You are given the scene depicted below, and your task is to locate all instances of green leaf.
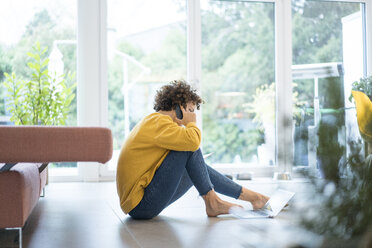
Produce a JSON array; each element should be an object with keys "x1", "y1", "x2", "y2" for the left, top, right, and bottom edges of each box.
[
  {"x1": 3, "y1": 82, "x2": 11, "y2": 89},
  {"x1": 4, "y1": 42, "x2": 77, "y2": 126},
  {"x1": 27, "y1": 62, "x2": 36, "y2": 70},
  {"x1": 41, "y1": 46, "x2": 48, "y2": 55},
  {"x1": 41, "y1": 58, "x2": 49, "y2": 68},
  {"x1": 27, "y1": 52, "x2": 37, "y2": 60},
  {"x1": 65, "y1": 94, "x2": 75, "y2": 106},
  {"x1": 41, "y1": 69, "x2": 49, "y2": 76},
  {"x1": 35, "y1": 41, "x2": 41, "y2": 51}
]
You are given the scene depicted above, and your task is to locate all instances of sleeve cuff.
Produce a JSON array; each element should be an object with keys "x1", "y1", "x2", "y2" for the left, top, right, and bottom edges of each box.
[{"x1": 186, "y1": 122, "x2": 198, "y2": 128}]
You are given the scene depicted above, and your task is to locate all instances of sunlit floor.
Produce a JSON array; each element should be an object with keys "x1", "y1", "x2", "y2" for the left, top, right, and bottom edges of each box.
[{"x1": 0, "y1": 179, "x2": 322, "y2": 248}]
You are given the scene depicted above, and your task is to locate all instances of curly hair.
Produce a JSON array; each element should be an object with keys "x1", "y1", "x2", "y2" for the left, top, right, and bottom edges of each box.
[{"x1": 153, "y1": 80, "x2": 203, "y2": 111}]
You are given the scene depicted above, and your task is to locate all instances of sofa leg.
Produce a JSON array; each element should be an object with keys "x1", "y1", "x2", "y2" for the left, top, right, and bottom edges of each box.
[
  {"x1": 40, "y1": 187, "x2": 46, "y2": 198},
  {"x1": 5, "y1": 227, "x2": 22, "y2": 248}
]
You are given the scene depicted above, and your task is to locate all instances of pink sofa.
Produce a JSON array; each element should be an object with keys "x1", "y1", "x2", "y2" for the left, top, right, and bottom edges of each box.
[{"x1": 0, "y1": 126, "x2": 113, "y2": 248}]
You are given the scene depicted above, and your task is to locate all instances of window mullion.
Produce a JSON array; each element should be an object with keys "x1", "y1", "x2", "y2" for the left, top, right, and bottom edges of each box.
[
  {"x1": 275, "y1": 0, "x2": 293, "y2": 177},
  {"x1": 187, "y1": 0, "x2": 203, "y2": 130},
  {"x1": 366, "y1": 1, "x2": 372, "y2": 76}
]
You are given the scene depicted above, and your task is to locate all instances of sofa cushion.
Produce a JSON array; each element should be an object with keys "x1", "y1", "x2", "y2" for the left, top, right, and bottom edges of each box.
[
  {"x1": 0, "y1": 126, "x2": 113, "y2": 164},
  {"x1": 0, "y1": 163, "x2": 41, "y2": 228}
]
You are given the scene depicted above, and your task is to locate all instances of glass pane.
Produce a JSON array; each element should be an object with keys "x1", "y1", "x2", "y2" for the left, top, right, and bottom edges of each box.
[
  {"x1": 107, "y1": 0, "x2": 187, "y2": 170},
  {"x1": 291, "y1": 1, "x2": 364, "y2": 173},
  {"x1": 0, "y1": 0, "x2": 77, "y2": 173},
  {"x1": 201, "y1": 1, "x2": 275, "y2": 166}
]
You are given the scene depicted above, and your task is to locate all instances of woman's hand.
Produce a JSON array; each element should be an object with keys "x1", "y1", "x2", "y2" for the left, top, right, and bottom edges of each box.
[{"x1": 175, "y1": 105, "x2": 196, "y2": 126}]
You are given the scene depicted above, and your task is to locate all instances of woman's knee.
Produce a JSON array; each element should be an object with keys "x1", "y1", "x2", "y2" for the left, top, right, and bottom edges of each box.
[
  {"x1": 128, "y1": 205, "x2": 163, "y2": 220},
  {"x1": 129, "y1": 213, "x2": 156, "y2": 220},
  {"x1": 129, "y1": 210, "x2": 160, "y2": 220}
]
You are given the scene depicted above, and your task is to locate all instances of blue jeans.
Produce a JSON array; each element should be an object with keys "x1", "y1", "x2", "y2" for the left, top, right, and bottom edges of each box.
[{"x1": 129, "y1": 149, "x2": 242, "y2": 219}]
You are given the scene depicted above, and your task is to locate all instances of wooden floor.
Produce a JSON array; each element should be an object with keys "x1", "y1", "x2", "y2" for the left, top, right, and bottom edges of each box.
[{"x1": 0, "y1": 179, "x2": 323, "y2": 248}]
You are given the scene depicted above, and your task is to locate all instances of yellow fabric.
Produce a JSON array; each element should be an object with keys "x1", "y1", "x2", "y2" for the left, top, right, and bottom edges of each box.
[
  {"x1": 352, "y1": 90, "x2": 372, "y2": 143},
  {"x1": 116, "y1": 112, "x2": 201, "y2": 214}
]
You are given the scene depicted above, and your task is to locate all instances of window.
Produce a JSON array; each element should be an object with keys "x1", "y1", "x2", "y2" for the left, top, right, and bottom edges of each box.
[
  {"x1": 291, "y1": 1, "x2": 365, "y2": 173},
  {"x1": 0, "y1": 0, "x2": 78, "y2": 178},
  {"x1": 105, "y1": 0, "x2": 187, "y2": 172},
  {"x1": 2, "y1": 0, "x2": 370, "y2": 181},
  {"x1": 200, "y1": 0, "x2": 276, "y2": 168}
]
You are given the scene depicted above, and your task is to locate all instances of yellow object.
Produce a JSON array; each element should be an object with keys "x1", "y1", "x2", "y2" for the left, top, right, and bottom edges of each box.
[
  {"x1": 116, "y1": 112, "x2": 201, "y2": 214},
  {"x1": 352, "y1": 90, "x2": 372, "y2": 143}
]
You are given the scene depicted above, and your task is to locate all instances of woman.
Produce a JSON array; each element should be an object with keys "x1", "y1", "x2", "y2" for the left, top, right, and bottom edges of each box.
[{"x1": 117, "y1": 80, "x2": 269, "y2": 219}]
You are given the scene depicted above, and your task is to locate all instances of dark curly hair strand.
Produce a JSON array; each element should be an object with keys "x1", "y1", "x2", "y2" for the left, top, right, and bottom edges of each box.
[{"x1": 153, "y1": 80, "x2": 203, "y2": 111}]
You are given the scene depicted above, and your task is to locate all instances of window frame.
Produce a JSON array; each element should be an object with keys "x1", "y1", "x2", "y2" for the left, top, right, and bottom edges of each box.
[{"x1": 74, "y1": 0, "x2": 372, "y2": 181}]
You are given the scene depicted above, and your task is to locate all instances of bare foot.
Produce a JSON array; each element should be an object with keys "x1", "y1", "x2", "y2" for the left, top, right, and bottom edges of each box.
[
  {"x1": 203, "y1": 190, "x2": 242, "y2": 217},
  {"x1": 250, "y1": 193, "x2": 269, "y2": 210},
  {"x1": 239, "y1": 188, "x2": 269, "y2": 210}
]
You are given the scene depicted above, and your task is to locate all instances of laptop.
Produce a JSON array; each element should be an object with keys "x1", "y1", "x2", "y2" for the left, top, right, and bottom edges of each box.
[{"x1": 229, "y1": 189, "x2": 295, "y2": 218}]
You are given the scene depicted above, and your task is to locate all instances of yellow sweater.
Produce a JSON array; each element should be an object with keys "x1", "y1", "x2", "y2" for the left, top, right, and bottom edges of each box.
[{"x1": 116, "y1": 112, "x2": 201, "y2": 214}]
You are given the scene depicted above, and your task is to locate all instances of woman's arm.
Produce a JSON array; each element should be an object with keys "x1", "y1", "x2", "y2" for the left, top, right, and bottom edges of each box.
[{"x1": 152, "y1": 117, "x2": 201, "y2": 152}]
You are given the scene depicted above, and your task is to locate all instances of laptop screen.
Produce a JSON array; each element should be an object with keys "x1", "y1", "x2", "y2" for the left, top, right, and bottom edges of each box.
[{"x1": 265, "y1": 189, "x2": 295, "y2": 216}]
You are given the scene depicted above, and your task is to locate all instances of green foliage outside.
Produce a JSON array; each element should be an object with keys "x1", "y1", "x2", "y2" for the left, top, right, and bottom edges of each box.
[
  {"x1": 108, "y1": 24, "x2": 187, "y2": 149},
  {"x1": 203, "y1": 121, "x2": 264, "y2": 163},
  {"x1": 292, "y1": 2, "x2": 359, "y2": 110},
  {"x1": 0, "y1": 9, "x2": 77, "y2": 125},
  {"x1": 0, "y1": 46, "x2": 12, "y2": 115},
  {"x1": 199, "y1": 2, "x2": 275, "y2": 163},
  {"x1": 3, "y1": 42, "x2": 76, "y2": 125},
  {"x1": 350, "y1": 76, "x2": 372, "y2": 102},
  {"x1": 245, "y1": 84, "x2": 276, "y2": 127}
]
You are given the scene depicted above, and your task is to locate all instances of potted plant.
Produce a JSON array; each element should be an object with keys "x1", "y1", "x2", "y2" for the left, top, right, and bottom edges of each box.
[
  {"x1": 299, "y1": 146, "x2": 372, "y2": 247},
  {"x1": 3, "y1": 42, "x2": 76, "y2": 125},
  {"x1": 293, "y1": 78, "x2": 372, "y2": 247}
]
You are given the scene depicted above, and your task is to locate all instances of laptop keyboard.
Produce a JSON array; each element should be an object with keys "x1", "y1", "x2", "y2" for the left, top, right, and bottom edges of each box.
[{"x1": 250, "y1": 210, "x2": 269, "y2": 217}]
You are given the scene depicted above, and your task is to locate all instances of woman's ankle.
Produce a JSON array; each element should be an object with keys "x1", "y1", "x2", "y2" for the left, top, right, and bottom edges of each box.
[
  {"x1": 202, "y1": 189, "x2": 219, "y2": 202},
  {"x1": 203, "y1": 189, "x2": 242, "y2": 217},
  {"x1": 238, "y1": 187, "x2": 256, "y2": 202}
]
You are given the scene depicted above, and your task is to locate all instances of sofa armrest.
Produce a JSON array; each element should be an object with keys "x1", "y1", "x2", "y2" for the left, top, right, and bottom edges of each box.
[{"x1": 0, "y1": 126, "x2": 113, "y2": 164}]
